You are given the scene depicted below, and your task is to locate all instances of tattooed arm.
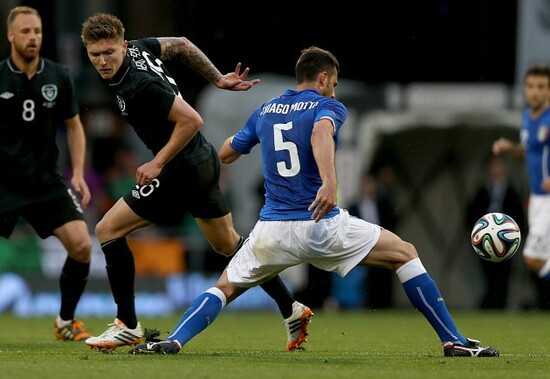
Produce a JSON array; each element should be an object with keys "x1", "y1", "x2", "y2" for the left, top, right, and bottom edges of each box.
[{"x1": 157, "y1": 37, "x2": 260, "y2": 91}]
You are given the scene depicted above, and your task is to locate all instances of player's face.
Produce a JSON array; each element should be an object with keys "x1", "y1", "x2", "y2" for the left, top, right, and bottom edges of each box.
[
  {"x1": 7, "y1": 13, "x2": 42, "y2": 62},
  {"x1": 85, "y1": 38, "x2": 128, "y2": 80},
  {"x1": 524, "y1": 74, "x2": 550, "y2": 111}
]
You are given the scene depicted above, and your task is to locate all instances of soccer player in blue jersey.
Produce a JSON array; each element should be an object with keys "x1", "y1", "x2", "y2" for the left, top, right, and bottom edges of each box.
[
  {"x1": 130, "y1": 46, "x2": 498, "y2": 357},
  {"x1": 493, "y1": 64, "x2": 550, "y2": 298}
]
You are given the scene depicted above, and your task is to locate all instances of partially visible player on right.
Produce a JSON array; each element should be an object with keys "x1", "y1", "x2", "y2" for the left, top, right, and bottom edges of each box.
[{"x1": 493, "y1": 64, "x2": 550, "y2": 290}]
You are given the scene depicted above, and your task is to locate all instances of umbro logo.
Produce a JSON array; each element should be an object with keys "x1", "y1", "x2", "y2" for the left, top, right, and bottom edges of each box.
[
  {"x1": 0, "y1": 92, "x2": 14, "y2": 99},
  {"x1": 132, "y1": 189, "x2": 140, "y2": 199}
]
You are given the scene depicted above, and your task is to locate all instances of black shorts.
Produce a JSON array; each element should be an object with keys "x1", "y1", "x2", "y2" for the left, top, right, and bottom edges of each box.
[
  {"x1": 123, "y1": 144, "x2": 230, "y2": 226},
  {"x1": 0, "y1": 181, "x2": 85, "y2": 239}
]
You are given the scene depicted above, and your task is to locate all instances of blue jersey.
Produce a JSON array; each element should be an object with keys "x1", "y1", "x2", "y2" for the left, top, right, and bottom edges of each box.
[
  {"x1": 231, "y1": 88, "x2": 347, "y2": 221},
  {"x1": 521, "y1": 106, "x2": 550, "y2": 195}
]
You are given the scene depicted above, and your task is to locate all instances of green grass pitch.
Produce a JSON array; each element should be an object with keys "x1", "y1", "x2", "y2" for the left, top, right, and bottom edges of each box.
[{"x1": 0, "y1": 310, "x2": 548, "y2": 379}]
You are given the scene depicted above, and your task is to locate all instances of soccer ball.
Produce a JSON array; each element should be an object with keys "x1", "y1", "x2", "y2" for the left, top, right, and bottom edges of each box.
[{"x1": 470, "y1": 212, "x2": 521, "y2": 262}]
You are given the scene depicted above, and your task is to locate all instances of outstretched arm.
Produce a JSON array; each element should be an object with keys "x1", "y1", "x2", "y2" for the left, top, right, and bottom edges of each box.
[{"x1": 157, "y1": 37, "x2": 260, "y2": 91}]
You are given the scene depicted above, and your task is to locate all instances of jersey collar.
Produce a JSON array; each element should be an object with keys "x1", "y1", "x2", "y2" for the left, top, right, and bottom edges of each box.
[
  {"x1": 7, "y1": 56, "x2": 44, "y2": 75},
  {"x1": 107, "y1": 54, "x2": 131, "y2": 87}
]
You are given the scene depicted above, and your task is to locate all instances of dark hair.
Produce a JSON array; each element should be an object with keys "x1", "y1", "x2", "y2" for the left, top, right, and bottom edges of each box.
[
  {"x1": 7, "y1": 6, "x2": 40, "y2": 30},
  {"x1": 81, "y1": 13, "x2": 125, "y2": 46},
  {"x1": 524, "y1": 64, "x2": 550, "y2": 82},
  {"x1": 295, "y1": 46, "x2": 339, "y2": 84}
]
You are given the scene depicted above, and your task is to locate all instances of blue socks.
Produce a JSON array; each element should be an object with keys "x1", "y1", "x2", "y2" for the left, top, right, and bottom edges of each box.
[
  {"x1": 397, "y1": 258, "x2": 468, "y2": 345},
  {"x1": 167, "y1": 287, "x2": 226, "y2": 346}
]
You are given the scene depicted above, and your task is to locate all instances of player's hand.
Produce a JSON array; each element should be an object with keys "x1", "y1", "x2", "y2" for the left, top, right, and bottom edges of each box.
[
  {"x1": 308, "y1": 183, "x2": 337, "y2": 223},
  {"x1": 542, "y1": 178, "x2": 550, "y2": 192},
  {"x1": 71, "y1": 176, "x2": 91, "y2": 209},
  {"x1": 492, "y1": 137, "x2": 512, "y2": 155},
  {"x1": 136, "y1": 161, "x2": 162, "y2": 186},
  {"x1": 215, "y1": 63, "x2": 261, "y2": 91}
]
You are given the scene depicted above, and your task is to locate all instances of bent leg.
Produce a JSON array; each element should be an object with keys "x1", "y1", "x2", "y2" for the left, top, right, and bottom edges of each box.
[{"x1": 363, "y1": 229, "x2": 467, "y2": 345}]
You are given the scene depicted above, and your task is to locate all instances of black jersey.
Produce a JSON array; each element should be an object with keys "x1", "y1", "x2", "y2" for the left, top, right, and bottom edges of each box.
[
  {"x1": 0, "y1": 57, "x2": 79, "y2": 185},
  {"x1": 104, "y1": 38, "x2": 211, "y2": 167}
]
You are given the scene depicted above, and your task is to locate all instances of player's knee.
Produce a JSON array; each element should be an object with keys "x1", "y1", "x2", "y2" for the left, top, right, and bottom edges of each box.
[
  {"x1": 400, "y1": 241, "x2": 419, "y2": 262},
  {"x1": 68, "y1": 237, "x2": 92, "y2": 263},
  {"x1": 210, "y1": 235, "x2": 242, "y2": 257},
  {"x1": 211, "y1": 243, "x2": 234, "y2": 257},
  {"x1": 95, "y1": 218, "x2": 111, "y2": 242},
  {"x1": 215, "y1": 282, "x2": 241, "y2": 304},
  {"x1": 385, "y1": 242, "x2": 419, "y2": 272}
]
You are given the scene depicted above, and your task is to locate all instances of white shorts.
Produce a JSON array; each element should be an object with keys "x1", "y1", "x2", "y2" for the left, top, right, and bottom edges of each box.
[
  {"x1": 226, "y1": 209, "x2": 382, "y2": 288},
  {"x1": 523, "y1": 194, "x2": 550, "y2": 260}
]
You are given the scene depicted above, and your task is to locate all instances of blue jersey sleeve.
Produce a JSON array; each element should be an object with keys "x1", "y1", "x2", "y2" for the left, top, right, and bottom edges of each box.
[
  {"x1": 315, "y1": 99, "x2": 347, "y2": 145},
  {"x1": 230, "y1": 108, "x2": 261, "y2": 154}
]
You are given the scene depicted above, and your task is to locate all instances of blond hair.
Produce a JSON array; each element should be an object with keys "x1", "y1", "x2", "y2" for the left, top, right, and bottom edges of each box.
[{"x1": 7, "y1": 6, "x2": 40, "y2": 31}]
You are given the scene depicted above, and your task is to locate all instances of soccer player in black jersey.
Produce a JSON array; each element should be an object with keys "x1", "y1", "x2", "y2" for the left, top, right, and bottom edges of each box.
[
  {"x1": 0, "y1": 6, "x2": 92, "y2": 341},
  {"x1": 81, "y1": 13, "x2": 312, "y2": 352}
]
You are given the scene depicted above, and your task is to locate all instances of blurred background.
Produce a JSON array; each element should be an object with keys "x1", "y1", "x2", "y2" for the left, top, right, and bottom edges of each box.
[{"x1": 1, "y1": 0, "x2": 549, "y2": 317}]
